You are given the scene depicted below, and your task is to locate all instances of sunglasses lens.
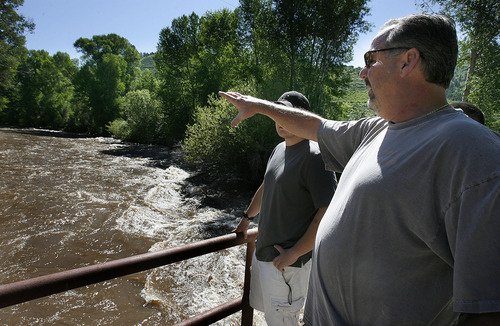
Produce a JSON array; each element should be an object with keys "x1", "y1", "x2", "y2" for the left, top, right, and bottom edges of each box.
[{"x1": 364, "y1": 52, "x2": 372, "y2": 67}]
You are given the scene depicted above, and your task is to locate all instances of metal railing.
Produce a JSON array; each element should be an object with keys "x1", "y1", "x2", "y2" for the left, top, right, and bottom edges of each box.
[{"x1": 0, "y1": 229, "x2": 258, "y2": 325}]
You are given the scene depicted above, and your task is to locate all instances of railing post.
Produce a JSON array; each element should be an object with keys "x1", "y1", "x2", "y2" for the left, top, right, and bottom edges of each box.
[{"x1": 241, "y1": 238, "x2": 255, "y2": 326}]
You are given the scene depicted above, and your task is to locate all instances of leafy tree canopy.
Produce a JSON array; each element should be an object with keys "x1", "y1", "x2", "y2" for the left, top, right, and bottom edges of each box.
[
  {"x1": 0, "y1": 0, "x2": 35, "y2": 109},
  {"x1": 74, "y1": 33, "x2": 141, "y2": 68},
  {"x1": 419, "y1": 0, "x2": 499, "y2": 129}
]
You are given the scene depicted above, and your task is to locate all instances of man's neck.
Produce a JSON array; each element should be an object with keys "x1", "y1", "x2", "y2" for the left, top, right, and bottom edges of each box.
[{"x1": 384, "y1": 85, "x2": 448, "y2": 123}]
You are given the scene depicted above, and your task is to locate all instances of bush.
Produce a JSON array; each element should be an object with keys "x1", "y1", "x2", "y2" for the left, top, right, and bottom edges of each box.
[
  {"x1": 107, "y1": 118, "x2": 131, "y2": 140},
  {"x1": 183, "y1": 91, "x2": 279, "y2": 183},
  {"x1": 108, "y1": 89, "x2": 164, "y2": 143}
]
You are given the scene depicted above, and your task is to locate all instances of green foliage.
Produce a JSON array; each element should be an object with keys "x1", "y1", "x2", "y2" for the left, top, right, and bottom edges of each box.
[
  {"x1": 132, "y1": 68, "x2": 160, "y2": 94},
  {"x1": 183, "y1": 87, "x2": 279, "y2": 183},
  {"x1": 107, "y1": 118, "x2": 130, "y2": 140},
  {"x1": 419, "y1": 0, "x2": 500, "y2": 131},
  {"x1": 110, "y1": 89, "x2": 163, "y2": 143},
  {"x1": 74, "y1": 33, "x2": 141, "y2": 72},
  {"x1": 72, "y1": 34, "x2": 141, "y2": 134},
  {"x1": 156, "y1": 10, "x2": 249, "y2": 141},
  {"x1": 155, "y1": 13, "x2": 202, "y2": 139},
  {"x1": 73, "y1": 53, "x2": 127, "y2": 134},
  {"x1": 238, "y1": 0, "x2": 371, "y2": 110},
  {"x1": 0, "y1": 0, "x2": 34, "y2": 112},
  {"x1": 461, "y1": 35, "x2": 500, "y2": 130},
  {"x1": 446, "y1": 65, "x2": 468, "y2": 102},
  {"x1": 15, "y1": 50, "x2": 77, "y2": 129},
  {"x1": 65, "y1": 99, "x2": 91, "y2": 133}
]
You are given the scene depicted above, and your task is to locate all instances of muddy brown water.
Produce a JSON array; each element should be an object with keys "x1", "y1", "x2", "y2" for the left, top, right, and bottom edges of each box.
[{"x1": 0, "y1": 127, "x2": 264, "y2": 325}]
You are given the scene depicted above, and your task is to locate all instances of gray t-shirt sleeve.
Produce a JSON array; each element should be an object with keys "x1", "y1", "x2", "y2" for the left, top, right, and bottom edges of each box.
[
  {"x1": 447, "y1": 173, "x2": 500, "y2": 313},
  {"x1": 317, "y1": 118, "x2": 388, "y2": 172}
]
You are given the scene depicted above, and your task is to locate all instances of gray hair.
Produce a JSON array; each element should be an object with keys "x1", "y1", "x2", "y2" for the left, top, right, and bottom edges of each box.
[{"x1": 379, "y1": 14, "x2": 458, "y2": 88}]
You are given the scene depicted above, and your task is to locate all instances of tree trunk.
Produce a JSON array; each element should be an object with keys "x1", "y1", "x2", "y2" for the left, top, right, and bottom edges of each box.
[
  {"x1": 290, "y1": 50, "x2": 296, "y2": 90},
  {"x1": 462, "y1": 45, "x2": 477, "y2": 101}
]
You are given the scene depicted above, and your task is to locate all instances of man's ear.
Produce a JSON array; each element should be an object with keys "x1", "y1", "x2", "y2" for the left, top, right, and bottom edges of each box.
[{"x1": 400, "y1": 48, "x2": 421, "y2": 77}]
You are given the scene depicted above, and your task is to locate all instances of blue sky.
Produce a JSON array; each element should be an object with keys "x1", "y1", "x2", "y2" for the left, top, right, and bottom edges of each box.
[{"x1": 18, "y1": 0, "x2": 430, "y2": 68}]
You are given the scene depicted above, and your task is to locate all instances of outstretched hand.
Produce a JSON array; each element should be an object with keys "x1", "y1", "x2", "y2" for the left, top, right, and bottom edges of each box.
[{"x1": 218, "y1": 91, "x2": 261, "y2": 127}]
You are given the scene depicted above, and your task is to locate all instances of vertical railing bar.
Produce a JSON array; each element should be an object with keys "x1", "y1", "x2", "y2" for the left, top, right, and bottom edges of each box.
[
  {"x1": 241, "y1": 239, "x2": 255, "y2": 326},
  {"x1": 176, "y1": 238, "x2": 256, "y2": 326}
]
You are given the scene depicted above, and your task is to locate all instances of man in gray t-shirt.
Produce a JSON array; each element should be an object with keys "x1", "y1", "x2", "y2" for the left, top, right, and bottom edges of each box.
[
  {"x1": 222, "y1": 14, "x2": 500, "y2": 326},
  {"x1": 233, "y1": 91, "x2": 336, "y2": 325}
]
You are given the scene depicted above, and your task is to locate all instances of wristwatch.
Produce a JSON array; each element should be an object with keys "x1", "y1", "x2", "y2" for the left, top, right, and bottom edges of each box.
[{"x1": 242, "y1": 212, "x2": 255, "y2": 221}]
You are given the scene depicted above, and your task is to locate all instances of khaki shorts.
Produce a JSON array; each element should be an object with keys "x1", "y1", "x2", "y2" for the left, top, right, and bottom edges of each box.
[{"x1": 249, "y1": 252, "x2": 312, "y2": 325}]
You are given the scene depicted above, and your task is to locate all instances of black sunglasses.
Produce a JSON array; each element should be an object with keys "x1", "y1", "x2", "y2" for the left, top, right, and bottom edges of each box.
[{"x1": 364, "y1": 47, "x2": 411, "y2": 67}]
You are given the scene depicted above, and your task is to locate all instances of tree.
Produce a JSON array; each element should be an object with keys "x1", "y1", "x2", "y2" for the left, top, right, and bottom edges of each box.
[
  {"x1": 16, "y1": 50, "x2": 77, "y2": 128},
  {"x1": 0, "y1": 0, "x2": 34, "y2": 114},
  {"x1": 419, "y1": 0, "x2": 500, "y2": 130},
  {"x1": 272, "y1": 0, "x2": 310, "y2": 89},
  {"x1": 237, "y1": 0, "x2": 275, "y2": 85},
  {"x1": 196, "y1": 9, "x2": 246, "y2": 99},
  {"x1": 108, "y1": 89, "x2": 163, "y2": 143},
  {"x1": 73, "y1": 34, "x2": 140, "y2": 133},
  {"x1": 239, "y1": 0, "x2": 371, "y2": 115},
  {"x1": 237, "y1": 0, "x2": 290, "y2": 99},
  {"x1": 300, "y1": 0, "x2": 370, "y2": 115},
  {"x1": 74, "y1": 33, "x2": 140, "y2": 93},
  {"x1": 73, "y1": 53, "x2": 127, "y2": 133},
  {"x1": 132, "y1": 68, "x2": 160, "y2": 95},
  {"x1": 156, "y1": 10, "x2": 248, "y2": 141},
  {"x1": 74, "y1": 33, "x2": 140, "y2": 76},
  {"x1": 109, "y1": 64, "x2": 162, "y2": 143}
]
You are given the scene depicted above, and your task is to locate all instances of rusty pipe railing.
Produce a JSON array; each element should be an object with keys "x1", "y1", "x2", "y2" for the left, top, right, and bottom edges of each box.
[{"x1": 0, "y1": 229, "x2": 258, "y2": 325}]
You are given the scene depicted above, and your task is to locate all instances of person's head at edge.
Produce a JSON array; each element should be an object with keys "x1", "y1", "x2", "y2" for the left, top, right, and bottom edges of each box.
[
  {"x1": 451, "y1": 101, "x2": 485, "y2": 125},
  {"x1": 275, "y1": 91, "x2": 310, "y2": 145},
  {"x1": 360, "y1": 14, "x2": 458, "y2": 123}
]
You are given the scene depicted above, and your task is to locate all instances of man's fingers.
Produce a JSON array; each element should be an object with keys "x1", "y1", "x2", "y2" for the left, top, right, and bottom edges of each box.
[
  {"x1": 220, "y1": 91, "x2": 240, "y2": 127},
  {"x1": 274, "y1": 244, "x2": 284, "y2": 254},
  {"x1": 231, "y1": 114, "x2": 242, "y2": 127},
  {"x1": 232, "y1": 220, "x2": 249, "y2": 239},
  {"x1": 218, "y1": 91, "x2": 241, "y2": 102},
  {"x1": 220, "y1": 90, "x2": 260, "y2": 128},
  {"x1": 273, "y1": 257, "x2": 284, "y2": 272}
]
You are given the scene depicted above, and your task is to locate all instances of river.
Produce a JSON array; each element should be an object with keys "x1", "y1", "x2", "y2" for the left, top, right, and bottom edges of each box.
[{"x1": 0, "y1": 127, "x2": 264, "y2": 325}]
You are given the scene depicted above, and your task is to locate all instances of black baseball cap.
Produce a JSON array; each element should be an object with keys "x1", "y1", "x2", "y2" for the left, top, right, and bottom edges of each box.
[{"x1": 276, "y1": 91, "x2": 310, "y2": 111}]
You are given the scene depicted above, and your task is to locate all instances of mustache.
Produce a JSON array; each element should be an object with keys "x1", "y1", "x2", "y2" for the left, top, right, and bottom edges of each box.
[{"x1": 365, "y1": 80, "x2": 371, "y2": 88}]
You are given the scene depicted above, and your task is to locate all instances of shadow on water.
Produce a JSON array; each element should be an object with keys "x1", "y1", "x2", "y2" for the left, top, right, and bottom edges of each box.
[
  {"x1": 188, "y1": 173, "x2": 256, "y2": 238},
  {"x1": 101, "y1": 143, "x2": 177, "y2": 170},
  {"x1": 1, "y1": 126, "x2": 93, "y2": 139}
]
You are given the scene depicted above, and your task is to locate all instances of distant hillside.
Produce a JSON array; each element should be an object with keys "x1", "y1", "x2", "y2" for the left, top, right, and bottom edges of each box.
[
  {"x1": 140, "y1": 54, "x2": 155, "y2": 72},
  {"x1": 340, "y1": 66, "x2": 373, "y2": 120}
]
